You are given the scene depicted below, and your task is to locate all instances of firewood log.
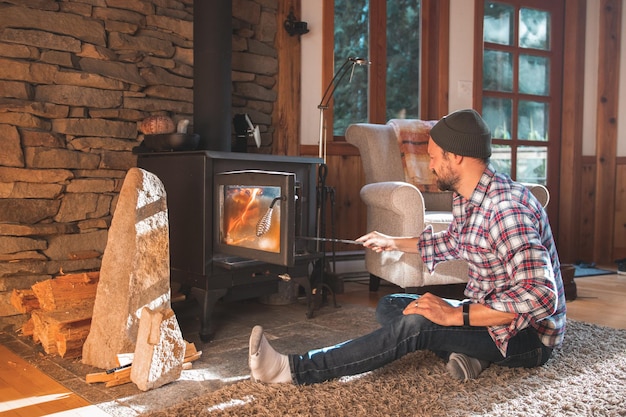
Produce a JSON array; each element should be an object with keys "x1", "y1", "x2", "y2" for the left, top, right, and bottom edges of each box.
[
  {"x1": 20, "y1": 318, "x2": 34, "y2": 337},
  {"x1": 84, "y1": 340, "x2": 202, "y2": 388},
  {"x1": 31, "y1": 272, "x2": 99, "y2": 311},
  {"x1": 56, "y1": 324, "x2": 92, "y2": 358},
  {"x1": 31, "y1": 308, "x2": 93, "y2": 355},
  {"x1": 85, "y1": 367, "x2": 132, "y2": 387},
  {"x1": 10, "y1": 289, "x2": 41, "y2": 313}
]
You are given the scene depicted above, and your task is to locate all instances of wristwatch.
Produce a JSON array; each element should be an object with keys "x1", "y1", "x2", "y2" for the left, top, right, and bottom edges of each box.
[{"x1": 463, "y1": 302, "x2": 471, "y2": 326}]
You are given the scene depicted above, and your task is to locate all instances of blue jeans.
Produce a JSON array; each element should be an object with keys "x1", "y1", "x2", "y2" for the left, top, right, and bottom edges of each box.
[{"x1": 289, "y1": 293, "x2": 553, "y2": 385}]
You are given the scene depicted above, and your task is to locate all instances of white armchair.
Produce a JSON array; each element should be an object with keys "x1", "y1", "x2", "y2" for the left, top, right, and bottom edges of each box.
[{"x1": 345, "y1": 121, "x2": 549, "y2": 293}]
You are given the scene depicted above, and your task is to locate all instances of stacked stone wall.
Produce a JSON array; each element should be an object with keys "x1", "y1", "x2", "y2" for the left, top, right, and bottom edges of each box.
[
  {"x1": 232, "y1": 0, "x2": 278, "y2": 142},
  {"x1": 0, "y1": 0, "x2": 279, "y2": 330}
]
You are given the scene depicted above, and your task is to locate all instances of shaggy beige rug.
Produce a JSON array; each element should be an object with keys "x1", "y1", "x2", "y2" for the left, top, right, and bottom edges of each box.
[{"x1": 143, "y1": 320, "x2": 626, "y2": 417}]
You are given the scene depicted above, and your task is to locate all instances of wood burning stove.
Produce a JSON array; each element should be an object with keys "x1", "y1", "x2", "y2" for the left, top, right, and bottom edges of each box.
[{"x1": 136, "y1": 150, "x2": 321, "y2": 341}]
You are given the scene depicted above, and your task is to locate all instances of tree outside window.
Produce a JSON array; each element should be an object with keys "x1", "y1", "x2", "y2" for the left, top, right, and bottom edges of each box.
[{"x1": 331, "y1": 0, "x2": 422, "y2": 137}]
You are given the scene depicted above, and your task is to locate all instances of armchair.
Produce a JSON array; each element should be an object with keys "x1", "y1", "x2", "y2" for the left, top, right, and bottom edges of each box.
[{"x1": 345, "y1": 120, "x2": 550, "y2": 293}]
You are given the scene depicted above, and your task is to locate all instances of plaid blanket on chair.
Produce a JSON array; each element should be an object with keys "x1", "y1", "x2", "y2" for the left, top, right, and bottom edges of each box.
[{"x1": 388, "y1": 119, "x2": 439, "y2": 192}]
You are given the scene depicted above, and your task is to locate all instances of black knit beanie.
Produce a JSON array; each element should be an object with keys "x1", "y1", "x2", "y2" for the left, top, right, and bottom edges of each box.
[{"x1": 429, "y1": 109, "x2": 492, "y2": 158}]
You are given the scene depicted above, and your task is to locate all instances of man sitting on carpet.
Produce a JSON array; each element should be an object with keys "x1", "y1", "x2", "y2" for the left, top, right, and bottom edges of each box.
[{"x1": 248, "y1": 109, "x2": 566, "y2": 384}]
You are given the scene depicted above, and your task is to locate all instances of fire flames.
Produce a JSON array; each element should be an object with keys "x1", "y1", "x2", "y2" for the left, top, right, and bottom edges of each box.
[{"x1": 222, "y1": 186, "x2": 280, "y2": 253}]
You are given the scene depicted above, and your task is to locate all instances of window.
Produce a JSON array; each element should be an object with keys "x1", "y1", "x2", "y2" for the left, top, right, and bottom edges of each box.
[
  {"x1": 333, "y1": 0, "x2": 421, "y2": 136},
  {"x1": 330, "y1": 0, "x2": 370, "y2": 136},
  {"x1": 323, "y1": 0, "x2": 448, "y2": 141},
  {"x1": 477, "y1": 1, "x2": 564, "y2": 188}
]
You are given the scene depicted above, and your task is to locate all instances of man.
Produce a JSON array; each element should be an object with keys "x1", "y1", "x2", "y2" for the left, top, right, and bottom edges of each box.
[{"x1": 248, "y1": 109, "x2": 566, "y2": 385}]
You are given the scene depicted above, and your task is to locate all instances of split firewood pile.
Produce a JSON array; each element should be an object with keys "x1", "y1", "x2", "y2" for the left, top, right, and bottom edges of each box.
[
  {"x1": 12, "y1": 270, "x2": 203, "y2": 391},
  {"x1": 85, "y1": 341, "x2": 202, "y2": 388},
  {"x1": 11, "y1": 271, "x2": 100, "y2": 359}
]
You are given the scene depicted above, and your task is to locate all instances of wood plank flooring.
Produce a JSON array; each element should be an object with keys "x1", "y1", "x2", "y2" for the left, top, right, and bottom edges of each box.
[
  {"x1": 1, "y1": 271, "x2": 624, "y2": 416},
  {"x1": 0, "y1": 344, "x2": 110, "y2": 417},
  {"x1": 563, "y1": 273, "x2": 626, "y2": 329}
]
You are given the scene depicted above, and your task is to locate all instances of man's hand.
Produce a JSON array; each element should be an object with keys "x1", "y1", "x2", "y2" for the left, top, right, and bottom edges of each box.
[
  {"x1": 356, "y1": 231, "x2": 396, "y2": 252},
  {"x1": 356, "y1": 231, "x2": 420, "y2": 254},
  {"x1": 402, "y1": 293, "x2": 462, "y2": 326},
  {"x1": 404, "y1": 293, "x2": 517, "y2": 327}
]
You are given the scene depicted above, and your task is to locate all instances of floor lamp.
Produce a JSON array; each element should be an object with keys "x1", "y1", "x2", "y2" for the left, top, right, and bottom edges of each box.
[
  {"x1": 317, "y1": 56, "x2": 370, "y2": 162},
  {"x1": 311, "y1": 57, "x2": 370, "y2": 314}
]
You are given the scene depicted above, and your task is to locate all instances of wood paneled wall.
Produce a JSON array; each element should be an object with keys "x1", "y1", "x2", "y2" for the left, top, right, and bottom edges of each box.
[
  {"x1": 559, "y1": 0, "x2": 586, "y2": 265},
  {"x1": 321, "y1": 153, "x2": 367, "y2": 245},
  {"x1": 561, "y1": 0, "x2": 624, "y2": 265},
  {"x1": 300, "y1": 144, "x2": 367, "y2": 251},
  {"x1": 593, "y1": 0, "x2": 622, "y2": 264},
  {"x1": 274, "y1": 0, "x2": 302, "y2": 156},
  {"x1": 580, "y1": 157, "x2": 626, "y2": 262},
  {"x1": 615, "y1": 163, "x2": 626, "y2": 259}
]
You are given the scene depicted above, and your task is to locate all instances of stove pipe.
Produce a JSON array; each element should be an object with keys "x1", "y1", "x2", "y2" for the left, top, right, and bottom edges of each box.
[{"x1": 193, "y1": 0, "x2": 232, "y2": 151}]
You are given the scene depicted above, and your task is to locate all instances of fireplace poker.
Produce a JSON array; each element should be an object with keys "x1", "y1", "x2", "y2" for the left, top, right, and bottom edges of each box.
[{"x1": 297, "y1": 236, "x2": 364, "y2": 246}]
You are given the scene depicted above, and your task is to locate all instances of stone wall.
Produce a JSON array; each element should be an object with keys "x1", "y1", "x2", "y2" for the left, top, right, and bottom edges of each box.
[
  {"x1": 0, "y1": 0, "x2": 279, "y2": 330},
  {"x1": 233, "y1": 0, "x2": 278, "y2": 141}
]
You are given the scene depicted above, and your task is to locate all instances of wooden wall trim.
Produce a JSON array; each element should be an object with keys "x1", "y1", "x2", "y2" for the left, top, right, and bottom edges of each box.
[
  {"x1": 300, "y1": 142, "x2": 360, "y2": 157},
  {"x1": 558, "y1": 0, "x2": 586, "y2": 263},
  {"x1": 421, "y1": 0, "x2": 450, "y2": 119},
  {"x1": 472, "y1": 1, "x2": 484, "y2": 110},
  {"x1": 437, "y1": 0, "x2": 450, "y2": 118},
  {"x1": 274, "y1": 0, "x2": 302, "y2": 156},
  {"x1": 369, "y1": 0, "x2": 387, "y2": 124},
  {"x1": 593, "y1": 0, "x2": 622, "y2": 264},
  {"x1": 321, "y1": 0, "x2": 335, "y2": 141}
]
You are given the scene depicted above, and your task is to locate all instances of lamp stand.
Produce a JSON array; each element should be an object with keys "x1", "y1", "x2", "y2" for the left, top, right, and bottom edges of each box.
[{"x1": 308, "y1": 57, "x2": 370, "y2": 315}]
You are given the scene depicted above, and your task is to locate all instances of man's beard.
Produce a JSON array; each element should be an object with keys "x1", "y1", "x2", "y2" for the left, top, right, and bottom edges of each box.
[{"x1": 433, "y1": 169, "x2": 460, "y2": 192}]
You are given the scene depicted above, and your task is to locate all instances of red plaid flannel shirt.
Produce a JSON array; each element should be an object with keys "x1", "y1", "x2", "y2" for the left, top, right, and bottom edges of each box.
[{"x1": 419, "y1": 165, "x2": 566, "y2": 356}]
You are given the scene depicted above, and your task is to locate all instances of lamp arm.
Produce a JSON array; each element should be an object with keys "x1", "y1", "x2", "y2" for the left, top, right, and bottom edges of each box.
[
  {"x1": 318, "y1": 58, "x2": 355, "y2": 109},
  {"x1": 317, "y1": 56, "x2": 370, "y2": 161},
  {"x1": 317, "y1": 58, "x2": 354, "y2": 161}
]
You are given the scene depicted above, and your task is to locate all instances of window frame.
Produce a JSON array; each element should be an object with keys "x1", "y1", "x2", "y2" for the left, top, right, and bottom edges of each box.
[
  {"x1": 474, "y1": 0, "x2": 564, "y2": 222},
  {"x1": 322, "y1": 0, "x2": 449, "y2": 152}
]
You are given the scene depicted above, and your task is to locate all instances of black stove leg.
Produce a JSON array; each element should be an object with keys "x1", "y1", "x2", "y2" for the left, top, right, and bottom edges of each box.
[
  {"x1": 293, "y1": 275, "x2": 314, "y2": 318},
  {"x1": 189, "y1": 287, "x2": 227, "y2": 342}
]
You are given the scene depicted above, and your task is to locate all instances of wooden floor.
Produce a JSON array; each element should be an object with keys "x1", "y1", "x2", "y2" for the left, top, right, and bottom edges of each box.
[
  {"x1": 560, "y1": 272, "x2": 626, "y2": 329},
  {"x1": 1, "y1": 272, "x2": 624, "y2": 416},
  {"x1": 0, "y1": 344, "x2": 110, "y2": 417}
]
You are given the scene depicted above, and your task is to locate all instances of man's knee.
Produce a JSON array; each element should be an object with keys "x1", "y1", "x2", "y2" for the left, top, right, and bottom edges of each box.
[{"x1": 375, "y1": 294, "x2": 416, "y2": 324}]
